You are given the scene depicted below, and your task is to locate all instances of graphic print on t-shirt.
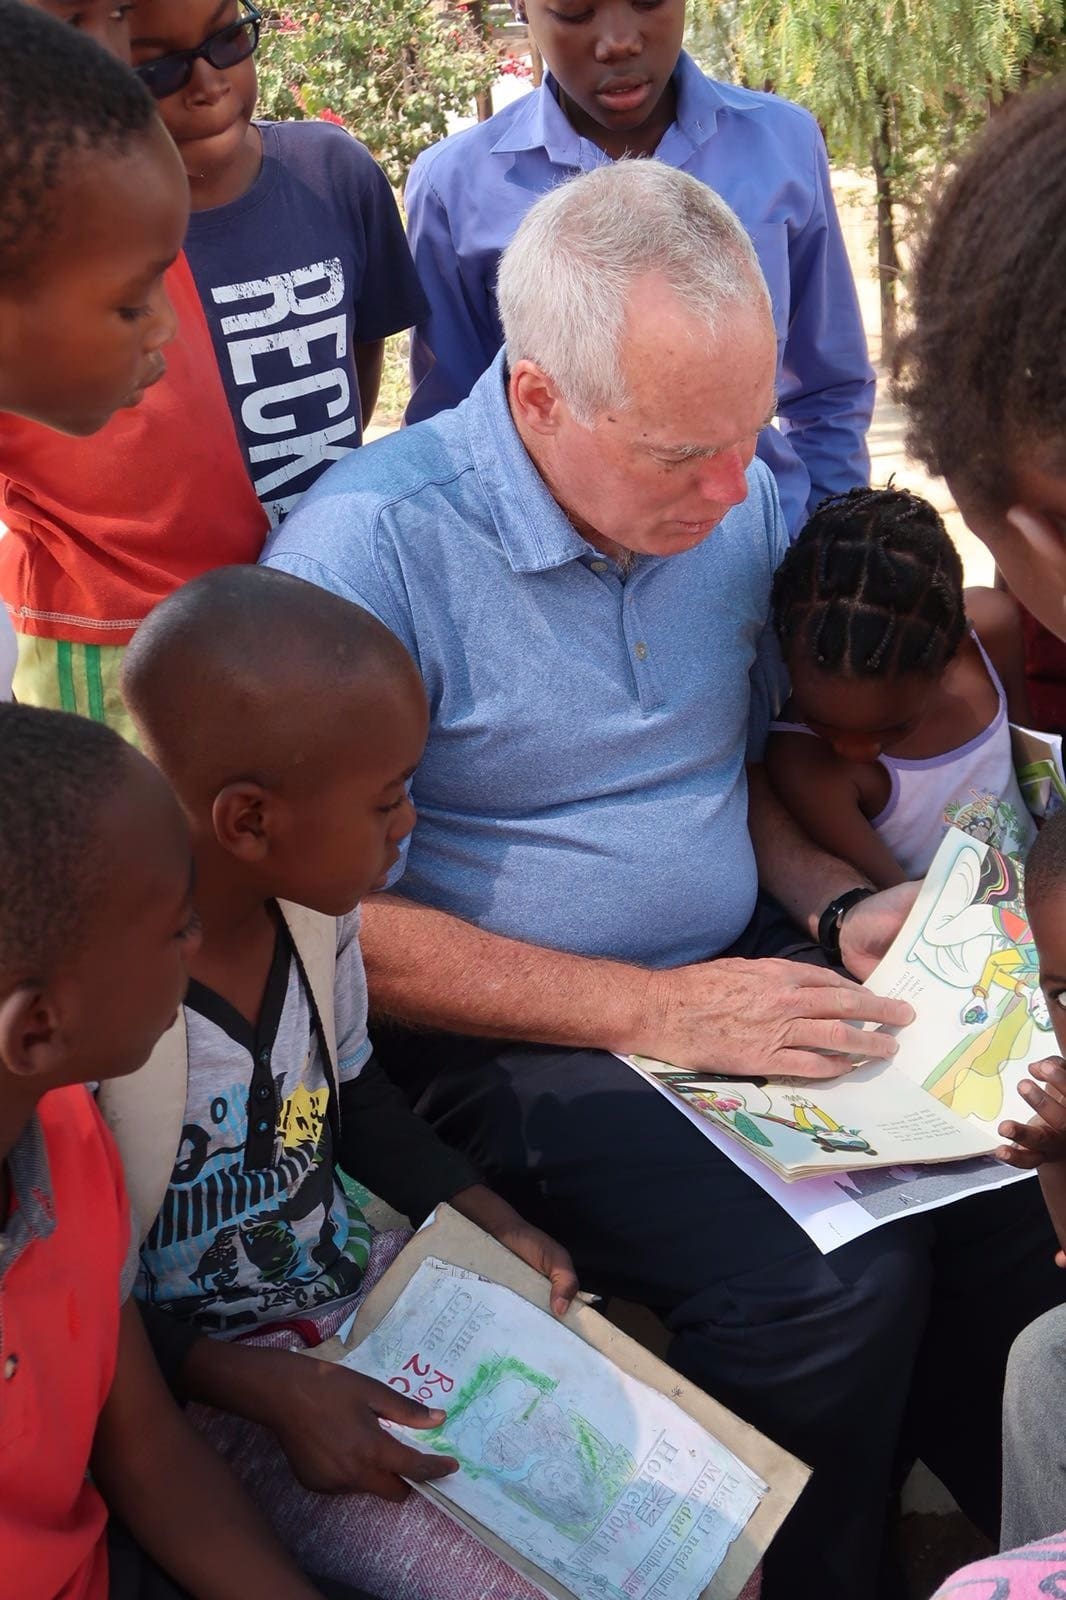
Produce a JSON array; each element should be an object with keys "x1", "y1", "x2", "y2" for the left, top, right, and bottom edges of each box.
[
  {"x1": 182, "y1": 120, "x2": 428, "y2": 528},
  {"x1": 209, "y1": 258, "x2": 362, "y2": 526}
]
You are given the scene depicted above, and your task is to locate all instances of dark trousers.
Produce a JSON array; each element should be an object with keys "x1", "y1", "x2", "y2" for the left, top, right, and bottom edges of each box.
[
  {"x1": 107, "y1": 1521, "x2": 380, "y2": 1600},
  {"x1": 373, "y1": 899, "x2": 1066, "y2": 1600}
]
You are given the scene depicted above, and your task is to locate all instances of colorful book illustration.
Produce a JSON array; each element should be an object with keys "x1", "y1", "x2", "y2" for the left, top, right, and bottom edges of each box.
[
  {"x1": 1011, "y1": 722, "x2": 1066, "y2": 821},
  {"x1": 307, "y1": 1205, "x2": 808, "y2": 1600},
  {"x1": 630, "y1": 825, "x2": 1054, "y2": 1182}
]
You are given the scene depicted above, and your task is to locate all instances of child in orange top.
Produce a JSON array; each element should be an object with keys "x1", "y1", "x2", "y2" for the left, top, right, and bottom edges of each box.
[
  {"x1": 0, "y1": 702, "x2": 368, "y2": 1600},
  {"x1": 0, "y1": 2, "x2": 268, "y2": 738}
]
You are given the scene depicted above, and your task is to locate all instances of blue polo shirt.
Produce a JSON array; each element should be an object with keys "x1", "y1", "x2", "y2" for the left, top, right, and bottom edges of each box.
[
  {"x1": 404, "y1": 53, "x2": 874, "y2": 536},
  {"x1": 262, "y1": 353, "x2": 789, "y2": 968}
]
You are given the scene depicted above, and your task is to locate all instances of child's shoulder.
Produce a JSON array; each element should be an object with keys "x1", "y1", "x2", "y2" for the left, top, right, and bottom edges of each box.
[
  {"x1": 408, "y1": 89, "x2": 540, "y2": 191},
  {"x1": 965, "y1": 583, "x2": 1023, "y2": 650},
  {"x1": 260, "y1": 117, "x2": 386, "y2": 187}
]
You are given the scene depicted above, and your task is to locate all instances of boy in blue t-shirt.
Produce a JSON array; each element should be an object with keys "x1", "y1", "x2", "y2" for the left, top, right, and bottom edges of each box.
[{"x1": 129, "y1": 0, "x2": 427, "y2": 527}]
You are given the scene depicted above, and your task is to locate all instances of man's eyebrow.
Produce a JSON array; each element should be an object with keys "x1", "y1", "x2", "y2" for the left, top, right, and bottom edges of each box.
[{"x1": 648, "y1": 400, "x2": 779, "y2": 458}]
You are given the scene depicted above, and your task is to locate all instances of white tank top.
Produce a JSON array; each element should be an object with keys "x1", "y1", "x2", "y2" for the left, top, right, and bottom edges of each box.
[{"x1": 774, "y1": 632, "x2": 1037, "y2": 878}]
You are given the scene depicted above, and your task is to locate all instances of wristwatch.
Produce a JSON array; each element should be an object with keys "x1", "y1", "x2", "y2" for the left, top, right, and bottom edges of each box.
[{"x1": 817, "y1": 886, "x2": 875, "y2": 964}]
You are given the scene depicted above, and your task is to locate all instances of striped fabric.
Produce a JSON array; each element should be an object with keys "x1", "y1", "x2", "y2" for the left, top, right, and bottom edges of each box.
[{"x1": 12, "y1": 635, "x2": 138, "y2": 744}]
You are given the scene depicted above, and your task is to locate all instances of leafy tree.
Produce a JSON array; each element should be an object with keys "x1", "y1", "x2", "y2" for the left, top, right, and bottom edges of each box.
[
  {"x1": 689, "y1": 0, "x2": 1066, "y2": 365},
  {"x1": 255, "y1": 1, "x2": 497, "y2": 187}
]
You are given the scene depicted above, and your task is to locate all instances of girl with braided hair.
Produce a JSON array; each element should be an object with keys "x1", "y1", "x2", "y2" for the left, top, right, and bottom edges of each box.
[{"x1": 767, "y1": 485, "x2": 1035, "y2": 888}]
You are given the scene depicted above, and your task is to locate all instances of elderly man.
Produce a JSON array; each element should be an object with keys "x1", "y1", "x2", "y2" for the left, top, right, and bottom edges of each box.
[{"x1": 263, "y1": 164, "x2": 1062, "y2": 1598}]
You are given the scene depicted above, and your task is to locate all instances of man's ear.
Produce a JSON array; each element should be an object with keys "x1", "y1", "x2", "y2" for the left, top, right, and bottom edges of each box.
[
  {"x1": 0, "y1": 984, "x2": 67, "y2": 1082},
  {"x1": 509, "y1": 360, "x2": 567, "y2": 436},
  {"x1": 212, "y1": 781, "x2": 275, "y2": 864}
]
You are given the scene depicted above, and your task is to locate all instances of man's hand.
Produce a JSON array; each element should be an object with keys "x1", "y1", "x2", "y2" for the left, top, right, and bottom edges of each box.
[
  {"x1": 997, "y1": 1057, "x2": 1066, "y2": 1171},
  {"x1": 839, "y1": 880, "x2": 921, "y2": 980},
  {"x1": 272, "y1": 1356, "x2": 459, "y2": 1499},
  {"x1": 449, "y1": 1184, "x2": 579, "y2": 1317},
  {"x1": 639, "y1": 956, "x2": 914, "y2": 1078}
]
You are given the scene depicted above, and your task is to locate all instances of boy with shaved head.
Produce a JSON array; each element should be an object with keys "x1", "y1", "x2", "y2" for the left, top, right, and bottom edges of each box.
[{"x1": 112, "y1": 566, "x2": 576, "y2": 1600}]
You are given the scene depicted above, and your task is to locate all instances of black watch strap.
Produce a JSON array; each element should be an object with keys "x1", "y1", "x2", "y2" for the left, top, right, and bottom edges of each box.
[{"x1": 817, "y1": 886, "x2": 875, "y2": 962}]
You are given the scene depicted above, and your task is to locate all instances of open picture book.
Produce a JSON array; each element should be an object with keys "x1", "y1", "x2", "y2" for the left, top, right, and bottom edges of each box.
[
  {"x1": 306, "y1": 1206, "x2": 808, "y2": 1600},
  {"x1": 628, "y1": 821, "x2": 1055, "y2": 1182}
]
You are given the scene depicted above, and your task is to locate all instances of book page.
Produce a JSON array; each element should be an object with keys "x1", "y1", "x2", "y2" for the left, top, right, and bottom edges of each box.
[
  {"x1": 343, "y1": 1258, "x2": 766, "y2": 1600},
  {"x1": 864, "y1": 827, "x2": 1054, "y2": 1139},
  {"x1": 629, "y1": 1057, "x2": 996, "y2": 1176},
  {"x1": 1012, "y1": 722, "x2": 1066, "y2": 820}
]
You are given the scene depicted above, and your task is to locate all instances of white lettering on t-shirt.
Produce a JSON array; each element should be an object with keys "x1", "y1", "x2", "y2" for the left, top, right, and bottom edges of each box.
[{"x1": 210, "y1": 259, "x2": 358, "y2": 526}]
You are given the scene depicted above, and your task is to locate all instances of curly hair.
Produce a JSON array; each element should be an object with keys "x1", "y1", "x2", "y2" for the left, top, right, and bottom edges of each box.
[
  {"x1": 0, "y1": 0, "x2": 156, "y2": 283},
  {"x1": 894, "y1": 76, "x2": 1066, "y2": 509},
  {"x1": 1023, "y1": 809, "x2": 1066, "y2": 913},
  {"x1": 771, "y1": 486, "x2": 966, "y2": 679},
  {"x1": 0, "y1": 703, "x2": 131, "y2": 983}
]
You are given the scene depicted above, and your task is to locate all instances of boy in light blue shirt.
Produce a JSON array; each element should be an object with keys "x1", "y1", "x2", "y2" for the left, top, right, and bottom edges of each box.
[{"x1": 405, "y1": 0, "x2": 873, "y2": 536}]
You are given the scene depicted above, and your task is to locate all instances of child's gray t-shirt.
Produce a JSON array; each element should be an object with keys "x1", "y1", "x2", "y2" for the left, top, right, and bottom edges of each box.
[{"x1": 136, "y1": 909, "x2": 372, "y2": 1332}]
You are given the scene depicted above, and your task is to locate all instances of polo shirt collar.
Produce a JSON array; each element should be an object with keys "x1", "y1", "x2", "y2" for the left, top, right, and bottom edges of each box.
[
  {"x1": 488, "y1": 51, "x2": 721, "y2": 163},
  {"x1": 0, "y1": 1109, "x2": 54, "y2": 1284},
  {"x1": 463, "y1": 350, "x2": 594, "y2": 574}
]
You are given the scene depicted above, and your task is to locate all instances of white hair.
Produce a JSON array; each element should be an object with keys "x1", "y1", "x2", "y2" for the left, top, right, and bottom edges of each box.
[{"x1": 497, "y1": 159, "x2": 770, "y2": 425}]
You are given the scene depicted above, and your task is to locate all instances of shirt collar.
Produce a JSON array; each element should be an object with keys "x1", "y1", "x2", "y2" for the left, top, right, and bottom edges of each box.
[
  {"x1": 0, "y1": 1107, "x2": 55, "y2": 1284},
  {"x1": 463, "y1": 350, "x2": 595, "y2": 574},
  {"x1": 488, "y1": 52, "x2": 722, "y2": 164}
]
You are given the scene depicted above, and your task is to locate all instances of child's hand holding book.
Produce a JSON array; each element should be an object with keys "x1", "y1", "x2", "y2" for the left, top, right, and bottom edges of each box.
[{"x1": 998, "y1": 1056, "x2": 1066, "y2": 1267}]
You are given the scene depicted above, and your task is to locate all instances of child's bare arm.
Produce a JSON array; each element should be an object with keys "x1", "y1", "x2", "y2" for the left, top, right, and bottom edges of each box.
[
  {"x1": 354, "y1": 340, "x2": 386, "y2": 427},
  {"x1": 91, "y1": 1301, "x2": 326, "y2": 1600},
  {"x1": 997, "y1": 1055, "x2": 1066, "y2": 1263},
  {"x1": 966, "y1": 584, "x2": 1032, "y2": 723},
  {"x1": 765, "y1": 730, "x2": 907, "y2": 890}
]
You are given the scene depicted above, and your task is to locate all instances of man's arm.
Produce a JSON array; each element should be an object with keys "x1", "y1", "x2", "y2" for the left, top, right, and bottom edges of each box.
[
  {"x1": 746, "y1": 763, "x2": 920, "y2": 977},
  {"x1": 354, "y1": 340, "x2": 385, "y2": 428},
  {"x1": 764, "y1": 733, "x2": 908, "y2": 890},
  {"x1": 91, "y1": 1302, "x2": 325, "y2": 1600},
  {"x1": 359, "y1": 888, "x2": 913, "y2": 1079}
]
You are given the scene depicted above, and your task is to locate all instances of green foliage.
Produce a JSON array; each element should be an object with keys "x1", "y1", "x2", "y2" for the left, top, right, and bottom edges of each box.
[
  {"x1": 688, "y1": 0, "x2": 1066, "y2": 351},
  {"x1": 255, "y1": 1, "x2": 497, "y2": 187},
  {"x1": 690, "y1": 0, "x2": 1066, "y2": 177}
]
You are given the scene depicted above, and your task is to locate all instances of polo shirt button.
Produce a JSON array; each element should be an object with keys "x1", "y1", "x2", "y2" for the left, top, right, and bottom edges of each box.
[
  {"x1": 590, "y1": 559, "x2": 608, "y2": 573},
  {"x1": 256, "y1": 1120, "x2": 270, "y2": 1135},
  {"x1": 258, "y1": 1049, "x2": 270, "y2": 1067},
  {"x1": 255, "y1": 1085, "x2": 271, "y2": 1102},
  {"x1": 4, "y1": 1353, "x2": 18, "y2": 1380},
  {"x1": 634, "y1": 641, "x2": 648, "y2": 661}
]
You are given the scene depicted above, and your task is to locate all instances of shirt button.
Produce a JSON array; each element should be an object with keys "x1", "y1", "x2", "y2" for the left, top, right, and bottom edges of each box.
[
  {"x1": 256, "y1": 1119, "x2": 270, "y2": 1136},
  {"x1": 634, "y1": 641, "x2": 648, "y2": 661},
  {"x1": 255, "y1": 1084, "x2": 271, "y2": 1102},
  {"x1": 590, "y1": 559, "x2": 608, "y2": 573},
  {"x1": 258, "y1": 1049, "x2": 271, "y2": 1067},
  {"x1": 4, "y1": 1354, "x2": 18, "y2": 1380}
]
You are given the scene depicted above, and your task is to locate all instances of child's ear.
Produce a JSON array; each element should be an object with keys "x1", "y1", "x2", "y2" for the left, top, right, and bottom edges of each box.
[
  {"x1": 212, "y1": 781, "x2": 274, "y2": 863},
  {"x1": 0, "y1": 985, "x2": 68, "y2": 1082}
]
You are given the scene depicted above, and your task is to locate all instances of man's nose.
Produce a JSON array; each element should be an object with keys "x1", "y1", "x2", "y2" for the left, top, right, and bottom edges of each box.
[{"x1": 697, "y1": 448, "x2": 749, "y2": 508}]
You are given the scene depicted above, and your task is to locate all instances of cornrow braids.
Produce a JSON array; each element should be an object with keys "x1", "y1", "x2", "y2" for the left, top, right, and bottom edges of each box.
[
  {"x1": 772, "y1": 486, "x2": 966, "y2": 681},
  {"x1": 894, "y1": 76, "x2": 1066, "y2": 508},
  {"x1": 0, "y1": 0, "x2": 156, "y2": 283}
]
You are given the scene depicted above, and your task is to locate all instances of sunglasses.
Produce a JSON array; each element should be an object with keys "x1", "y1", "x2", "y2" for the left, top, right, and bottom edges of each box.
[{"x1": 135, "y1": 3, "x2": 261, "y2": 101}]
